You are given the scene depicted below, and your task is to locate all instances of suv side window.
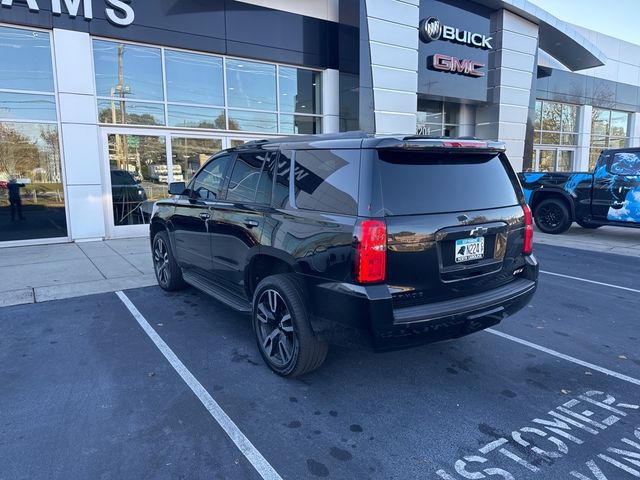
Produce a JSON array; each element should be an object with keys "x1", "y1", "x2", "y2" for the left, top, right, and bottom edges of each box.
[
  {"x1": 293, "y1": 149, "x2": 360, "y2": 216},
  {"x1": 191, "y1": 154, "x2": 232, "y2": 201},
  {"x1": 226, "y1": 152, "x2": 267, "y2": 204},
  {"x1": 273, "y1": 150, "x2": 292, "y2": 208},
  {"x1": 609, "y1": 152, "x2": 640, "y2": 176}
]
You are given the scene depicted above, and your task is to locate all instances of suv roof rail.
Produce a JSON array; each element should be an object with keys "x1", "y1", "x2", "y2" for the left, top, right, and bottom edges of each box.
[{"x1": 234, "y1": 131, "x2": 372, "y2": 148}]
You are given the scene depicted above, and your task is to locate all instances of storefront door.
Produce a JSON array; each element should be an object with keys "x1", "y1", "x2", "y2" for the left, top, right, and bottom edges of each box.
[{"x1": 101, "y1": 128, "x2": 250, "y2": 238}]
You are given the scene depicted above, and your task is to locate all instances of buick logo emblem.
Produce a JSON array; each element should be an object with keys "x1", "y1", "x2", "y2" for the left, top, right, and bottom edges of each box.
[{"x1": 420, "y1": 17, "x2": 442, "y2": 42}]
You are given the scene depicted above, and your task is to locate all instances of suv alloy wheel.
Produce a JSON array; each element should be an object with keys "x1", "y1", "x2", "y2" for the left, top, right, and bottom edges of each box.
[
  {"x1": 252, "y1": 274, "x2": 328, "y2": 377},
  {"x1": 152, "y1": 231, "x2": 186, "y2": 291}
]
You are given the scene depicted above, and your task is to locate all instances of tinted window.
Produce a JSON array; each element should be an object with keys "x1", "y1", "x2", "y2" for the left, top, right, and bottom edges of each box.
[
  {"x1": 191, "y1": 155, "x2": 231, "y2": 201},
  {"x1": 255, "y1": 152, "x2": 277, "y2": 205},
  {"x1": 226, "y1": 152, "x2": 266, "y2": 203},
  {"x1": 609, "y1": 152, "x2": 640, "y2": 176},
  {"x1": 273, "y1": 151, "x2": 292, "y2": 208},
  {"x1": 377, "y1": 151, "x2": 519, "y2": 215},
  {"x1": 293, "y1": 150, "x2": 360, "y2": 216}
]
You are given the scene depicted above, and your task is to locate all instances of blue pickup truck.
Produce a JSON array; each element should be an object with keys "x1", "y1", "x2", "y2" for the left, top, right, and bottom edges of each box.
[{"x1": 519, "y1": 148, "x2": 640, "y2": 234}]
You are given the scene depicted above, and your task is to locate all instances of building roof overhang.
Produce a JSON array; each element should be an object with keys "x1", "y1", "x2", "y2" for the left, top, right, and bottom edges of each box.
[{"x1": 470, "y1": 0, "x2": 606, "y2": 71}]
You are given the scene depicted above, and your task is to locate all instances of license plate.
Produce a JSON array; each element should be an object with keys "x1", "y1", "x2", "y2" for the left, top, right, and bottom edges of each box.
[{"x1": 455, "y1": 237, "x2": 485, "y2": 263}]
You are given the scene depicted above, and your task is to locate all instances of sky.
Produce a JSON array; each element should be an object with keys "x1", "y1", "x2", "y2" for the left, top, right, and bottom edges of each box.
[{"x1": 529, "y1": 0, "x2": 640, "y2": 46}]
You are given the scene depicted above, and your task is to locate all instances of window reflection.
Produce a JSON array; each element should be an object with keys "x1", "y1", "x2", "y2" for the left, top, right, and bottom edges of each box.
[
  {"x1": 93, "y1": 40, "x2": 164, "y2": 102},
  {"x1": 168, "y1": 105, "x2": 225, "y2": 129},
  {"x1": 589, "y1": 108, "x2": 630, "y2": 169},
  {"x1": 226, "y1": 59, "x2": 277, "y2": 111},
  {"x1": 280, "y1": 115, "x2": 322, "y2": 135},
  {"x1": 171, "y1": 137, "x2": 223, "y2": 183},
  {"x1": 0, "y1": 122, "x2": 67, "y2": 242},
  {"x1": 98, "y1": 100, "x2": 165, "y2": 126},
  {"x1": 0, "y1": 92, "x2": 57, "y2": 122},
  {"x1": 0, "y1": 27, "x2": 54, "y2": 92},
  {"x1": 165, "y1": 50, "x2": 224, "y2": 106},
  {"x1": 228, "y1": 110, "x2": 277, "y2": 133},
  {"x1": 279, "y1": 67, "x2": 321, "y2": 115},
  {"x1": 108, "y1": 134, "x2": 168, "y2": 226}
]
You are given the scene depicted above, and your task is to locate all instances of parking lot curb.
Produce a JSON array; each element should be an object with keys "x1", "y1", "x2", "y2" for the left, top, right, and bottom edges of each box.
[
  {"x1": 0, "y1": 275, "x2": 158, "y2": 307},
  {"x1": 0, "y1": 288, "x2": 36, "y2": 307}
]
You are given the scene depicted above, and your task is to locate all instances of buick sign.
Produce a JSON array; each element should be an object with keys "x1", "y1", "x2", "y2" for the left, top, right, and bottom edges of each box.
[{"x1": 420, "y1": 17, "x2": 493, "y2": 50}]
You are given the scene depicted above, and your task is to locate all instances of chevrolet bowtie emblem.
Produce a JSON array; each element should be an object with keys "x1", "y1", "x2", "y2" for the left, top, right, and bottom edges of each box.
[{"x1": 470, "y1": 227, "x2": 488, "y2": 237}]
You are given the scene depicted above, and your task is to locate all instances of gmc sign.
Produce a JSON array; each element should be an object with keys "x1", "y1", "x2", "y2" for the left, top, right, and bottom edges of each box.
[{"x1": 428, "y1": 54, "x2": 485, "y2": 78}]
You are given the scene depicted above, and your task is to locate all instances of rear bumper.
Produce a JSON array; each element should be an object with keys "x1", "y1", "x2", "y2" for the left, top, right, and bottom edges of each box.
[{"x1": 305, "y1": 255, "x2": 538, "y2": 351}]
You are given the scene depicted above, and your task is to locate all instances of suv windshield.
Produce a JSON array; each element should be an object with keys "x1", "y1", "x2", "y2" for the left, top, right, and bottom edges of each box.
[
  {"x1": 377, "y1": 150, "x2": 519, "y2": 215},
  {"x1": 111, "y1": 170, "x2": 138, "y2": 186}
]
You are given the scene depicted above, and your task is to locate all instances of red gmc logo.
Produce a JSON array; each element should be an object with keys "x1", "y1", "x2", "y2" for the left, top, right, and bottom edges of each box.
[{"x1": 428, "y1": 54, "x2": 485, "y2": 77}]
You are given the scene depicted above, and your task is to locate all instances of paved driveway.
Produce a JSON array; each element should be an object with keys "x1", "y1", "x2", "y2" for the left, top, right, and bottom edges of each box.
[{"x1": 1, "y1": 244, "x2": 639, "y2": 479}]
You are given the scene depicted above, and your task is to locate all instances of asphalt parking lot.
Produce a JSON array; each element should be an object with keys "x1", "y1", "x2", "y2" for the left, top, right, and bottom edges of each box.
[{"x1": 1, "y1": 243, "x2": 639, "y2": 480}]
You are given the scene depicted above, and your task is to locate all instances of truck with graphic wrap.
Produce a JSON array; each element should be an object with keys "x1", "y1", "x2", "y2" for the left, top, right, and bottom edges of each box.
[{"x1": 519, "y1": 148, "x2": 640, "y2": 234}]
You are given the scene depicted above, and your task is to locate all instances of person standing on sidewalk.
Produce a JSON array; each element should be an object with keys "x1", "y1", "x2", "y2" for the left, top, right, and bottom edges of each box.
[{"x1": 7, "y1": 176, "x2": 26, "y2": 221}]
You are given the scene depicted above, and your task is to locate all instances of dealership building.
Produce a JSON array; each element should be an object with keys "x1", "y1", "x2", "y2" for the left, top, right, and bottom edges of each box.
[{"x1": 1, "y1": 0, "x2": 639, "y2": 246}]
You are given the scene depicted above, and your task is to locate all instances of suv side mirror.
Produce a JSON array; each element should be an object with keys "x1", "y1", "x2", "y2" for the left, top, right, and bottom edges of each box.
[{"x1": 168, "y1": 182, "x2": 186, "y2": 195}]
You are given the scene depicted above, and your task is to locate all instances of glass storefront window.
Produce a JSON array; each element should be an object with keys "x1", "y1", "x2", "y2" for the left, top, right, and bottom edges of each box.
[
  {"x1": 97, "y1": 100, "x2": 165, "y2": 126},
  {"x1": 279, "y1": 67, "x2": 322, "y2": 115},
  {"x1": 610, "y1": 111, "x2": 629, "y2": 137},
  {"x1": 541, "y1": 101, "x2": 562, "y2": 131},
  {"x1": 0, "y1": 92, "x2": 57, "y2": 122},
  {"x1": 533, "y1": 102, "x2": 542, "y2": 130},
  {"x1": 416, "y1": 100, "x2": 463, "y2": 137},
  {"x1": 279, "y1": 115, "x2": 322, "y2": 135},
  {"x1": 226, "y1": 59, "x2": 277, "y2": 111},
  {"x1": 561, "y1": 104, "x2": 578, "y2": 133},
  {"x1": 228, "y1": 110, "x2": 278, "y2": 133},
  {"x1": 592, "y1": 108, "x2": 610, "y2": 136},
  {"x1": 167, "y1": 105, "x2": 226, "y2": 129},
  {"x1": 93, "y1": 40, "x2": 323, "y2": 134},
  {"x1": 589, "y1": 109, "x2": 630, "y2": 169},
  {"x1": 107, "y1": 134, "x2": 169, "y2": 226},
  {"x1": 0, "y1": 26, "x2": 66, "y2": 243},
  {"x1": 0, "y1": 122, "x2": 67, "y2": 242},
  {"x1": 533, "y1": 100, "x2": 579, "y2": 171},
  {"x1": 93, "y1": 40, "x2": 164, "y2": 102},
  {"x1": 171, "y1": 137, "x2": 223, "y2": 184},
  {"x1": 165, "y1": 50, "x2": 224, "y2": 106},
  {"x1": 0, "y1": 27, "x2": 54, "y2": 92}
]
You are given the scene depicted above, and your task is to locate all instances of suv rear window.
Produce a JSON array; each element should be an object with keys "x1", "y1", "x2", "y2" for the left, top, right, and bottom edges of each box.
[
  {"x1": 293, "y1": 149, "x2": 360, "y2": 216},
  {"x1": 377, "y1": 150, "x2": 519, "y2": 215}
]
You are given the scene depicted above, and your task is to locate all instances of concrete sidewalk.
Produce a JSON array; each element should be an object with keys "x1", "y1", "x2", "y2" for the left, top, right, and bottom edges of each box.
[
  {"x1": 0, "y1": 238, "x2": 157, "y2": 307},
  {"x1": 0, "y1": 225, "x2": 637, "y2": 308},
  {"x1": 534, "y1": 225, "x2": 640, "y2": 257}
]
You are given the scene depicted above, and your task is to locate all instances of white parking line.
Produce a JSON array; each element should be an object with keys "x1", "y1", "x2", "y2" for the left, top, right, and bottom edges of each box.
[
  {"x1": 115, "y1": 291, "x2": 283, "y2": 480},
  {"x1": 486, "y1": 329, "x2": 640, "y2": 387},
  {"x1": 541, "y1": 270, "x2": 640, "y2": 294}
]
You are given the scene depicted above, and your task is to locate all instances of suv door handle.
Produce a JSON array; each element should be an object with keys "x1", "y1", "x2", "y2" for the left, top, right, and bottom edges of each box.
[
  {"x1": 199, "y1": 212, "x2": 211, "y2": 220},
  {"x1": 244, "y1": 219, "x2": 259, "y2": 228}
]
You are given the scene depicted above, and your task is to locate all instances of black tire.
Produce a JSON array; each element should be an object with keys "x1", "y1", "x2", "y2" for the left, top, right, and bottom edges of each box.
[
  {"x1": 533, "y1": 198, "x2": 572, "y2": 234},
  {"x1": 152, "y1": 230, "x2": 186, "y2": 291},
  {"x1": 576, "y1": 219, "x2": 602, "y2": 230},
  {"x1": 252, "y1": 274, "x2": 328, "y2": 377}
]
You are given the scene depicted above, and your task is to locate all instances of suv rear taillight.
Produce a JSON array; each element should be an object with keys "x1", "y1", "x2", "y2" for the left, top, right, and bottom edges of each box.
[
  {"x1": 354, "y1": 219, "x2": 387, "y2": 284},
  {"x1": 523, "y1": 204, "x2": 533, "y2": 255}
]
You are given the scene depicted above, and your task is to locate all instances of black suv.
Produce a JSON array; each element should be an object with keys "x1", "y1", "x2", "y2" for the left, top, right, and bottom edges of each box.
[{"x1": 150, "y1": 133, "x2": 539, "y2": 376}]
